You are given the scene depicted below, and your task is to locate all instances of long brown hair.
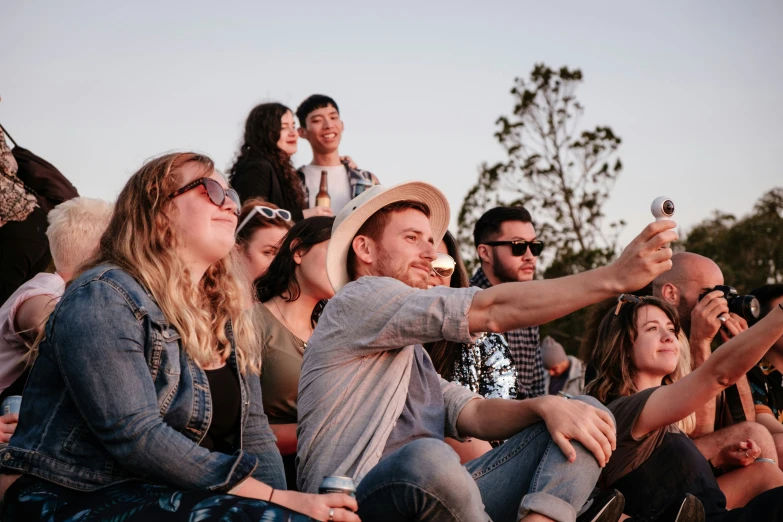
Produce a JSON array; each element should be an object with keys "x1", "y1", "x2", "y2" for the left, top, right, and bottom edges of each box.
[
  {"x1": 82, "y1": 152, "x2": 261, "y2": 374},
  {"x1": 230, "y1": 102, "x2": 305, "y2": 209},
  {"x1": 586, "y1": 296, "x2": 696, "y2": 433},
  {"x1": 424, "y1": 231, "x2": 470, "y2": 379}
]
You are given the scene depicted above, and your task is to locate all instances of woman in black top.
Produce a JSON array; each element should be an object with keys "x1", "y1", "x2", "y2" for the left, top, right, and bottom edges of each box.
[
  {"x1": 588, "y1": 295, "x2": 783, "y2": 521},
  {"x1": 229, "y1": 103, "x2": 332, "y2": 222}
]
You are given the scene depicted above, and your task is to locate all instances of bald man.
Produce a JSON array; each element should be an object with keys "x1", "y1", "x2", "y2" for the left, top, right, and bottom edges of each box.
[{"x1": 653, "y1": 253, "x2": 783, "y2": 484}]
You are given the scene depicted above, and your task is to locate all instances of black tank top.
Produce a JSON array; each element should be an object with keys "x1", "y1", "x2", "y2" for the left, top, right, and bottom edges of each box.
[{"x1": 200, "y1": 364, "x2": 241, "y2": 455}]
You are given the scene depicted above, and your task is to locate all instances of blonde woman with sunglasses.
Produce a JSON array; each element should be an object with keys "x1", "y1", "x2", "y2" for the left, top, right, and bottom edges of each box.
[
  {"x1": 424, "y1": 231, "x2": 518, "y2": 464},
  {"x1": 0, "y1": 153, "x2": 358, "y2": 522},
  {"x1": 235, "y1": 199, "x2": 294, "y2": 282}
]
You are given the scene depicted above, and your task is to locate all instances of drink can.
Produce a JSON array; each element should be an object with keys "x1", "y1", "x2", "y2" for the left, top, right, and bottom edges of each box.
[
  {"x1": 318, "y1": 475, "x2": 356, "y2": 497},
  {"x1": 2, "y1": 395, "x2": 22, "y2": 415}
]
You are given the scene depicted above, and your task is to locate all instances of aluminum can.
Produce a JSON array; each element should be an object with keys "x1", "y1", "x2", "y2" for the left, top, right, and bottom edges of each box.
[
  {"x1": 1, "y1": 395, "x2": 22, "y2": 415},
  {"x1": 318, "y1": 475, "x2": 356, "y2": 497}
]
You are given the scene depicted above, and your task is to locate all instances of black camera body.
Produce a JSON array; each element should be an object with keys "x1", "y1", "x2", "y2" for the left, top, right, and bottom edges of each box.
[{"x1": 698, "y1": 285, "x2": 760, "y2": 322}]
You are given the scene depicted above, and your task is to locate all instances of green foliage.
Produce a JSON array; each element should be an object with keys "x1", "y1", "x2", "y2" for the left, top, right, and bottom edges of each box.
[
  {"x1": 457, "y1": 63, "x2": 625, "y2": 276},
  {"x1": 682, "y1": 188, "x2": 783, "y2": 292},
  {"x1": 458, "y1": 63, "x2": 625, "y2": 354}
]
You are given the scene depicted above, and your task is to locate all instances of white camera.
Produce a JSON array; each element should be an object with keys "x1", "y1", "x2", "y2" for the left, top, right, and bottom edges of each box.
[{"x1": 651, "y1": 197, "x2": 675, "y2": 221}]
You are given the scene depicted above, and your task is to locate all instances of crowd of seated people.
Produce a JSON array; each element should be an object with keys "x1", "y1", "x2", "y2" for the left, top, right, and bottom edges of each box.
[{"x1": 2, "y1": 93, "x2": 783, "y2": 522}]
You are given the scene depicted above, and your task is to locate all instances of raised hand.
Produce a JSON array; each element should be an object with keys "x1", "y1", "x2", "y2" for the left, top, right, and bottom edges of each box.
[{"x1": 610, "y1": 220, "x2": 678, "y2": 293}]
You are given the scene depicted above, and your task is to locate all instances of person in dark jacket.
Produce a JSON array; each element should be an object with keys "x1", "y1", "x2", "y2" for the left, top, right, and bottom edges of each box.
[{"x1": 229, "y1": 102, "x2": 332, "y2": 222}]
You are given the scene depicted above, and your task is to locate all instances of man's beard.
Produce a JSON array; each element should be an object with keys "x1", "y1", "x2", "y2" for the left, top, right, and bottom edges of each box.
[
  {"x1": 492, "y1": 256, "x2": 532, "y2": 284},
  {"x1": 375, "y1": 247, "x2": 429, "y2": 289}
]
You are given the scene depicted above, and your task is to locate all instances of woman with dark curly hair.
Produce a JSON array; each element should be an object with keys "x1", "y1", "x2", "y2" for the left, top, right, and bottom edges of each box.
[
  {"x1": 229, "y1": 103, "x2": 332, "y2": 222},
  {"x1": 254, "y1": 216, "x2": 335, "y2": 489}
]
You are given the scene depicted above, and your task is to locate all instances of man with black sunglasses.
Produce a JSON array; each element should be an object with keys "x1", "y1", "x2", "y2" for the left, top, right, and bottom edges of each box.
[{"x1": 471, "y1": 206, "x2": 547, "y2": 399}]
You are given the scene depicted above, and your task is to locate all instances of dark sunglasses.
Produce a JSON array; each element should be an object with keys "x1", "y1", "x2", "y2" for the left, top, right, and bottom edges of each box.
[
  {"x1": 236, "y1": 205, "x2": 293, "y2": 234},
  {"x1": 431, "y1": 253, "x2": 456, "y2": 278},
  {"x1": 614, "y1": 294, "x2": 651, "y2": 315},
  {"x1": 483, "y1": 240, "x2": 544, "y2": 257},
  {"x1": 168, "y1": 177, "x2": 241, "y2": 216}
]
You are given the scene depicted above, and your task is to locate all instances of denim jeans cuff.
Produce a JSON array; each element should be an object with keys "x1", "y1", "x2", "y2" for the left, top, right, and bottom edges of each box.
[{"x1": 519, "y1": 492, "x2": 577, "y2": 522}]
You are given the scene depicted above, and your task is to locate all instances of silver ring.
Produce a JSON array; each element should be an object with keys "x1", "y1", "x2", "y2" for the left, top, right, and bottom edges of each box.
[
  {"x1": 328, "y1": 508, "x2": 335, "y2": 522},
  {"x1": 719, "y1": 315, "x2": 727, "y2": 323},
  {"x1": 745, "y1": 451, "x2": 750, "y2": 458}
]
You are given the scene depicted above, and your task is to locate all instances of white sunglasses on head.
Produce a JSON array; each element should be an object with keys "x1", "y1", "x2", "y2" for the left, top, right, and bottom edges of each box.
[{"x1": 236, "y1": 205, "x2": 292, "y2": 235}]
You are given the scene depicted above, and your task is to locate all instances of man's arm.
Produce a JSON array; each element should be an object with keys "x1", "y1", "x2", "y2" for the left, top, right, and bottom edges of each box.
[
  {"x1": 468, "y1": 221, "x2": 678, "y2": 334},
  {"x1": 455, "y1": 395, "x2": 616, "y2": 467}
]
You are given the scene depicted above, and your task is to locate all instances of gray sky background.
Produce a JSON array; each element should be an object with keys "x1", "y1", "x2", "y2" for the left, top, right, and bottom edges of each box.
[{"x1": 2, "y1": 0, "x2": 781, "y2": 249}]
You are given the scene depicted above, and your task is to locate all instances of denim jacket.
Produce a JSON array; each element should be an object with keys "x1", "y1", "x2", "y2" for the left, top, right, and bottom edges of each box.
[{"x1": 0, "y1": 265, "x2": 284, "y2": 492}]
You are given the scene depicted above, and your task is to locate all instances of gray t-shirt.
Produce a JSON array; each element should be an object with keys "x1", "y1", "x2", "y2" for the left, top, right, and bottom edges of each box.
[{"x1": 382, "y1": 345, "x2": 445, "y2": 457}]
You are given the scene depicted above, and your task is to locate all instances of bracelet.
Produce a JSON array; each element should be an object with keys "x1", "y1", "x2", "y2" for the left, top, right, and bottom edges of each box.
[
  {"x1": 708, "y1": 458, "x2": 724, "y2": 477},
  {"x1": 268, "y1": 488, "x2": 275, "y2": 503}
]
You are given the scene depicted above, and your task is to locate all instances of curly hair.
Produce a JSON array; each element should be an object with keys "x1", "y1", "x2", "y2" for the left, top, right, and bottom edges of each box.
[
  {"x1": 230, "y1": 102, "x2": 305, "y2": 209},
  {"x1": 79, "y1": 152, "x2": 261, "y2": 374}
]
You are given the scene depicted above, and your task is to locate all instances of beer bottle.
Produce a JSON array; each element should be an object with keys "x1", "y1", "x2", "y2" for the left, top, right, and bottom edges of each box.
[{"x1": 315, "y1": 170, "x2": 331, "y2": 208}]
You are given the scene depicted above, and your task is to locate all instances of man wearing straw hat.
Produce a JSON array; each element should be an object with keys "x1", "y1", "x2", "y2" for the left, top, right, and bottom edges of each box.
[{"x1": 296, "y1": 181, "x2": 677, "y2": 522}]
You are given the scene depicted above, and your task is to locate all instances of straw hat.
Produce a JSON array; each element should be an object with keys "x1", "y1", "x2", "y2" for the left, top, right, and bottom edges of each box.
[{"x1": 326, "y1": 182, "x2": 450, "y2": 292}]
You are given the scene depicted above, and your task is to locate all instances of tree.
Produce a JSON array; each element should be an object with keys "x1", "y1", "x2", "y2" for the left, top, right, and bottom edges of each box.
[
  {"x1": 682, "y1": 188, "x2": 783, "y2": 292},
  {"x1": 457, "y1": 64, "x2": 625, "y2": 277},
  {"x1": 458, "y1": 64, "x2": 625, "y2": 353}
]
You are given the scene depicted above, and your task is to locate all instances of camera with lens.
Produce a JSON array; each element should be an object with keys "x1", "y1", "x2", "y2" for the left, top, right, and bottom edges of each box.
[{"x1": 698, "y1": 285, "x2": 760, "y2": 323}]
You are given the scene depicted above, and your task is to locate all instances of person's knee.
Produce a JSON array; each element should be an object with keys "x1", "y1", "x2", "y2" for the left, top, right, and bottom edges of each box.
[
  {"x1": 742, "y1": 421, "x2": 775, "y2": 452},
  {"x1": 572, "y1": 394, "x2": 616, "y2": 427},
  {"x1": 384, "y1": 438, "x2": 474, "y2": 493}
]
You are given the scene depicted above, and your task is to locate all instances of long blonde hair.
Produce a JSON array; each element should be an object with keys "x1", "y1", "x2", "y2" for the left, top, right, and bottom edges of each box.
[
  {"x1": 586, "y1": 296, "x2": 696, "y2": 434},
  {"x1": 83, "y1": 152, "x2": 261, "y2": 374}
]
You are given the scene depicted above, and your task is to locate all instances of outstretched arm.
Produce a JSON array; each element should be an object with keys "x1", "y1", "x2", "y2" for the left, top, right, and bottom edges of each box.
[
  {"x1": 468, "y1": 221, "x2": 678, "y2": 334},
  {"x1": 635, "y1": 305, "x2": 783, "y2": 438}
]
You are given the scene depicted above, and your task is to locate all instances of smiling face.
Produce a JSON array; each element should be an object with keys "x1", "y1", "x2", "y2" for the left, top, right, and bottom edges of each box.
[
  {"x1": 372, "y1": 209, "x2": 437, "y2": 290},
  {"x1": 631, "y1": 305, "x2": 681, "y2": 379},
  {"x1": 167, "y1": 164, "x2": 238, "y2": 273},
  {"x1": 276, "y1": 110, "x2": 298, "y2": 157},
  {"x1": 241, "y1": 225, "x2": 289, "y2": 281},
  {"x1": 299, "y1": 104, "x2": 343, "y2": 154}
]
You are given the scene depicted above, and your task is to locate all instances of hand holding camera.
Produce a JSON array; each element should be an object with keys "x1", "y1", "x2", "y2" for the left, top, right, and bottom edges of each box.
[{"x1": 692, "y1": 286, "x2": 758, "y2": 346}]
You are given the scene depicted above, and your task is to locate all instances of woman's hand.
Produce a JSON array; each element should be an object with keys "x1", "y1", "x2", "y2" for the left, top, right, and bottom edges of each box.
[
  {"x1": 0, "y1": 413, "x2": 18, "y2": 443},
  {"x1": 715, "y1": 438, "x2": 761, "y2": 470},
  {"x1": 274, "y1": 490, "x2": 360, "y2": 521},
  {"x1": 303, "y1": 207, "x2": 333, "y2": 218}
]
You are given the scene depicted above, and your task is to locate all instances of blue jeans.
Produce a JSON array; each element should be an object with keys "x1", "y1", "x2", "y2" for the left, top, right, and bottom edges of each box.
[{"x1": 356, "y1": 396, "x2": 609, "y2": 522}]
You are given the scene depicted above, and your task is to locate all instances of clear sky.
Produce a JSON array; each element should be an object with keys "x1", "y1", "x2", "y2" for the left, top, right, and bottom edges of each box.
[{"x1": 2, "y1": 0, "x2": 781, "y2": 249}]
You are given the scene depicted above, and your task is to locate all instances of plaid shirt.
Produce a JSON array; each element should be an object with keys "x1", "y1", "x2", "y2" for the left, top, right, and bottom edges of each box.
[{"x1": 470, "y1": 267, "x2": 545, "y2": 399}]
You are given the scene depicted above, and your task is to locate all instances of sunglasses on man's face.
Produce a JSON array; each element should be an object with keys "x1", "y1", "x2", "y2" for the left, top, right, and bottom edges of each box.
[
  {"x1": 168, "y1": 177, "x2": 241, "y2": 216},
  {"x1": 431, "y1": 253, "x2": 456, "y2": 278},
  {"x1": 483, "y1": 240, "x2": 544, "y2": 257},
  {"x1": 236, "y1": 206, "x2": 293, "y2": 235}
]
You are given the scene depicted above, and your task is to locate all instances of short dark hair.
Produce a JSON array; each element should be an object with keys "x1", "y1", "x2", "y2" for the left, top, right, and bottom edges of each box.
[
  {"x1": 750, "y1": 284, "x2": 783, "y2": 318},
  {"x1": 347, "y1": 200, "x2": 431, "y2": 280},
  {"x1": 296, "y1": 94, "x2": 339, "y2": 127},
  {"x1": 472, "y1": 206, "x2": 533, "y2": 248}
]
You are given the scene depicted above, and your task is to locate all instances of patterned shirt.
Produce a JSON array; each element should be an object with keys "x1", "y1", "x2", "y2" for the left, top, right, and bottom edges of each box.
[
  {"x1": 748, "y1": 358, "x2": 783, "y2": 423},
  {"x1": 451, "y1": 332, "x2": 517, "y2": 400},
  {"x1": 470, "y1": 267, "x2": 545, "y2": 399}
]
